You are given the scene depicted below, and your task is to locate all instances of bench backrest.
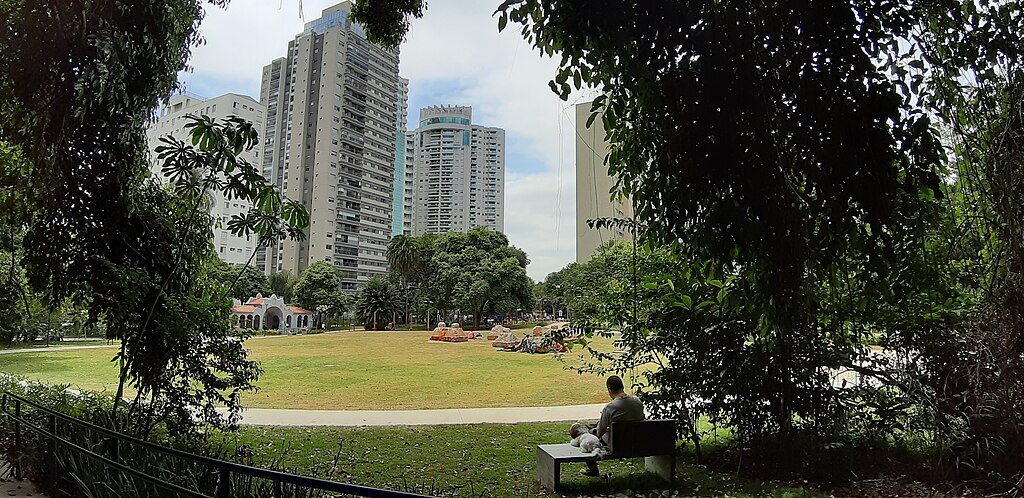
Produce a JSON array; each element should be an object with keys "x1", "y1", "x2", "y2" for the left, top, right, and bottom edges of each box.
[{"x1": 608, "y1": 419, "x2": 676, "y2": 458}]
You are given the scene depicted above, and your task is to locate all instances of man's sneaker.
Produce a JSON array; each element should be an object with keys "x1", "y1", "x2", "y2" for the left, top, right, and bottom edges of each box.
[{"x1": 580, "y1": 469, "x2": 601, "y2": 478}]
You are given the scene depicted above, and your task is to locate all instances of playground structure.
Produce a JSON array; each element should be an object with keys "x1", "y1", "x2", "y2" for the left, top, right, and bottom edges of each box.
[{"x1": 429, "y1": 322, "x2": 469, "y2": 342}]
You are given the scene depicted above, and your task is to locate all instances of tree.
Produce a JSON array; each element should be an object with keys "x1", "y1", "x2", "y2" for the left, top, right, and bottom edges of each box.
[
  {"x1": 387, "y1": 235, "x2": 420, "y2": 328},
  {"x1": 386, "y1": 235, "x2": 420, "y2": 276},
  {"x1": 0, "y1": 0, "x2": 308, "y2": 433},
  {"x1": 268, "y1": 270, "x2": 298, "y2": 303},
  {"x1": 207, "y1": 258, "x2": 272, "y2": 301},
  {"x1": 293, "y1": 261, "x2": 347, "y2": 328},
  {"x1": 356, "y1": 278, "x2": 398, "y2": 330},
  {"x1": 357, "y1": 0, "x2": 1024, "y2": 482},
  {"x1": 414, "y1": 228, "x2": 534, "y2": 328}
]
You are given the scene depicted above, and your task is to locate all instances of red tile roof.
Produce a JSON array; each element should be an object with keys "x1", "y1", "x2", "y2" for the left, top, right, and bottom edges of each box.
[
  {"x1": 232, "y1": 305, "x2": 256, "y2": 313},
  {"x1": 245, "y1": 297, "x2": 266, "y2": 305},
  {"x1": 289, "y1": 306, "x2": 311, "y2": 314}
]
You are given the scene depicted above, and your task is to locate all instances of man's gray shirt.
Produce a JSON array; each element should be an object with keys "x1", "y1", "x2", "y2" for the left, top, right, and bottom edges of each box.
[{"x1": 597, "y1": 395, "x2": 645, "y2": 444}]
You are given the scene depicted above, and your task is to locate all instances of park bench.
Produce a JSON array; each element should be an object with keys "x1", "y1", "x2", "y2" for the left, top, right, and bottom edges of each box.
[{"x1": 535, "y1": 419, "x2": 676, "y2": 491}]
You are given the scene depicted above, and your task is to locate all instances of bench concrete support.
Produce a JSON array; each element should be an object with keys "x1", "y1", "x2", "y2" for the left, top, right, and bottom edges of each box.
[
  {"x1": 535, "y1": 446, "x2": 559, "y2": 491},
  {"x1": 536, "y1": 444, "x2": 593, "y2": 491},
  {"x1": 645, "y1": 454, "x2": 675, "y2": 484}
]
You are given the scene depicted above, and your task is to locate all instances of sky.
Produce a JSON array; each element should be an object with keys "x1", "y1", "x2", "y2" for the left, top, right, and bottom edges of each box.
[{"x1": 183, "y1": 0, "x2": 594, "y2": 281}]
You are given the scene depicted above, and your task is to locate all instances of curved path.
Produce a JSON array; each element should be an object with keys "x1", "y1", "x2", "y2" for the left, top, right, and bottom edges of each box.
[{"x1": 230, "y1": 403, "x2": 606, "y2": 427}]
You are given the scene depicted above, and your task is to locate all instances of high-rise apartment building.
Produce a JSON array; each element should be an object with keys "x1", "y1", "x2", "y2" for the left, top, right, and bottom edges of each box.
[
  {"x1": 259, "y1": 1, "x2": 404, "y2": 290},
  {"x1": 411, "y1": 105, "x2": 505, "y2": 235},
  {"x1": 145, "y1": 92, "x2": 266, "y2": 265},
  {"x1": 394, "y1": 130, "x2": 416, "y2": 236},
  {"x1": 575, "y1": 101, "x2": 633, "y2": 263},
  {"x1": 391, "y1": 78, "x2": 412, "y2": 237}
]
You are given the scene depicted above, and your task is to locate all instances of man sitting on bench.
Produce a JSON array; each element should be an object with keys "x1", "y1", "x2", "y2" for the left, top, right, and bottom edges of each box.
[{"x1": 582, "y1": 375, "x2": 645, "y2": 477}]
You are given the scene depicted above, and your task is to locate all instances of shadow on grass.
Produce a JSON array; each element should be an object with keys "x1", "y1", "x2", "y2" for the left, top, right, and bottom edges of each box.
[{"x1": 550, "y1": 458, "x2": 818, "y2": 497}]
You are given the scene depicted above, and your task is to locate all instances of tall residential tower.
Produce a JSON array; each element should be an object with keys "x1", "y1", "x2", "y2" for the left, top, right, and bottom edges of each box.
[
  {"x1": 391, "y1": 78, "x2": 412, "y2": 236},
  {"x1": 575, "y1": 101, "x2": 633, "y2": 263},
  {"x1": 259, "y1": 1, "x2": 405, "y2": 290},
  {"x1": 411, "y1": 105, "x2": 505, "y2": 235},
  {"x1": 145, "y1": 92, "x2": 266, "y2": 265}
]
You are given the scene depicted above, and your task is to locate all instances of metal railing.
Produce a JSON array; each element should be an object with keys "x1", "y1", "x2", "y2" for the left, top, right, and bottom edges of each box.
[{"x1": 1, "y1": 391, "x2": 431, "y2": 498}]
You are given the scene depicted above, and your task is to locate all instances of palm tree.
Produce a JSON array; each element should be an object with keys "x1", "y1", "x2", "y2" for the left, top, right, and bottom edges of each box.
[
  {"x1": 356, "y1": 278, "x2": 398, "y2": 331},
  {"x1": 386, "y1": 235, "x2": 419, "y2": 275},
  {"x1": 386, "y1": 235, "x2": 420, "y2": 329}
]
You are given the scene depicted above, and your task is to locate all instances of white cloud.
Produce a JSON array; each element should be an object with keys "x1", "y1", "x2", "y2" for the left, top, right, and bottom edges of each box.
[{"x1": 187, "y1": 0, "x2": 582, "y2": 280}]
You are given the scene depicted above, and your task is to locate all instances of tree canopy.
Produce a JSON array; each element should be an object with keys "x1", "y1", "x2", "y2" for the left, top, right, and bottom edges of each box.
[
  {"x1": 293, "y1": 261, "x2": 347, "y2": 328},
  {"x1": 355, "y1": 278, "x2": 397, "y2": 330},
  {"x1": 410, "y1": 228, "x2": 534, "y2": 328},
  {"x1": 268, "y1": 270, "x2": 298, "y2": 303},
  {"x1": 207, "y1": 258, "x2": 272, "y2": 301},
  {"x1": 354, "y1": 0, "x2": 1024, "y2": 481},
  {"x1": 0, "y1": 0, "x2": 308, "y2": 432}
]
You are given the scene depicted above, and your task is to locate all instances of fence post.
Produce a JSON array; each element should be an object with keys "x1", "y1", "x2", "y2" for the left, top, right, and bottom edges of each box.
[
  {"x1": 108, "y1": 437, "x2": 119, "y2": 464},
  {"x1": 216, "y1": 468, "x2": 231, "y2": 498},
  {"x1": 13, "y1": 399, "x2": 21, "y2": 480},
  {"x1": 105, "y1": 437, "x2": 120, "y2": 483},
  {"x1": 46, "y1": 413, "x2": 56, "y2": 486},
  {"x1": 273, "y1": 480, "x2": 283, "y2": 498}
]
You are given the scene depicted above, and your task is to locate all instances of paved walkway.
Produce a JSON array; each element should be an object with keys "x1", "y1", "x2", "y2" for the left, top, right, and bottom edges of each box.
[
  {"x1": 0, "y1": 344, "x2": 118, "y2": 355},
  {"x1": 0, "y1": 459, "x2": 46, "y2": 497},
  {"x1": 230, "y1": 403, "x2": 606, "y2": 427}
]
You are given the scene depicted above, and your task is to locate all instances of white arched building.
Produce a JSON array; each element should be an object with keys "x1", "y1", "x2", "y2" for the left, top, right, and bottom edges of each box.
[{"x1": 231, "y1": 293, "x2": 312, "y2": 333}]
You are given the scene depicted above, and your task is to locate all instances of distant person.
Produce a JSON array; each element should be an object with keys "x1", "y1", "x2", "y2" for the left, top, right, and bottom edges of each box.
[{"x1": 579, "y1": 375, "x2": 645, "y2": 477}]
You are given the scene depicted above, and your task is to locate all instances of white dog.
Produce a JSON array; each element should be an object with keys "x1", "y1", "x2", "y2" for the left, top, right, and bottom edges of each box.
[{"x1": 569, "y1": 423, "x2": 602, "y2": 453}]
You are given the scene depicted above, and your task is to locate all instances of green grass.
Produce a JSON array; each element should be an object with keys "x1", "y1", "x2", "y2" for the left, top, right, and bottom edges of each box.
[
  {"x1": 0, "y1": 331, "x2": 629, "y2": 410},
  {"x1": 216, "y1": 422, "x2": 820, "y2": 497}
]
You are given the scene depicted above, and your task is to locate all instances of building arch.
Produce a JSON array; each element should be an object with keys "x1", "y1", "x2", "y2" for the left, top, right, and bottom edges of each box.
[{"x1": 264, "y1": 306, "x2": 283, "y2": 330}]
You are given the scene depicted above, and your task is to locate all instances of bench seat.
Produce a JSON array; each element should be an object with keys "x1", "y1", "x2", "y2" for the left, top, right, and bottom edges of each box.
[
  {"x1": 535, "y1": 444, "x2": 600, "y2": 491},
  {"x1": 535, "y1": 420, "x2": 676, "y2": 491}
]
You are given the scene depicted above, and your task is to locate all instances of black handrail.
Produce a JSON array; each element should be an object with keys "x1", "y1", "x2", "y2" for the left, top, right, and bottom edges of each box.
[{"x1": 1, "y1": 391, "x2": 432, "y2": 498}]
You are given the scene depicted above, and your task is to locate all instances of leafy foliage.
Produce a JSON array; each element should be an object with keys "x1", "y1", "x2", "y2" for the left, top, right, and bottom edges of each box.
[
  {"x1": 292, "y1": 261, "x2": 347, "y2": 329},
  {"x1": 349, "y1": 0, "x2": 426, "y2": 47},
  {"x1": 0, "y1": 0, "x2": 308, "y2": 431},
  {"x1": 400, "y1": 228, "x2": 533, "y2": 328},
  {"x1": 207, "y1": 258, "x2": 272, "y2": 302},
  {"x1": 494, "y1": 0, "x2": 1024, "y2": 448},
  {"x1": 355, "y1": 278, "x2": 398, "y2": 330},
  {"x1": 268, "y1": 270, "x2": 298, "y2": 303}
]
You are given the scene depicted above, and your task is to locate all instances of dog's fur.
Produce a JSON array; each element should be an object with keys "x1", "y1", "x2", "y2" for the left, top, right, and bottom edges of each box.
[{"x1": 569, "y1": 423, "x2": 601, "y2": 453}]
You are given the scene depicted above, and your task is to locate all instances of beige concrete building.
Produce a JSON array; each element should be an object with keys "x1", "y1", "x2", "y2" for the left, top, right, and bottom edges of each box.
[
  {"x1": 258, "y1": 2, "x2": 404, "y2": 290},
  {"x1": 146, "y1": 92, "x2": 265, "y2": 265},
  {"x1": 575, "y1": 101, "x2": 633, "y2": 263},
  {"x1": 411, "y1": 105, "x2": 505, "y2": 235}
]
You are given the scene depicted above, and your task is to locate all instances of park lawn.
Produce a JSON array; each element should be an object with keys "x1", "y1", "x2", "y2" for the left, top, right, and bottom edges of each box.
[
  {"x1": 0, "y1": 331, "x2": 634, "y2": 410},
  {"x1": 0, "y1": 344, "x2": 123, "y2": 394},
  {"x1": 217, "y1": 422, "x2": 820, "y2": 497}
]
